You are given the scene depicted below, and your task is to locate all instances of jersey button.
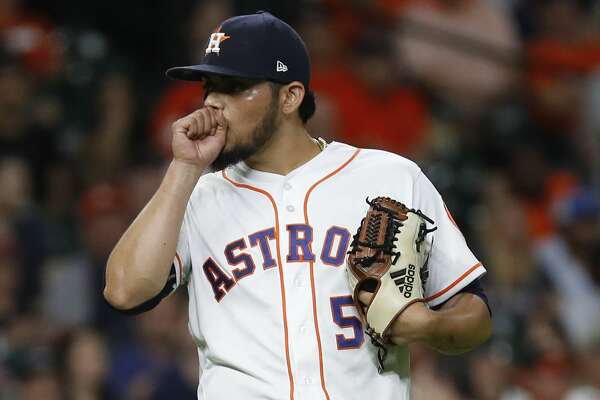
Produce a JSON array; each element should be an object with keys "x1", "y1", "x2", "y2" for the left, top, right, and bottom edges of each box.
[
  {"x1": 283, "y1": 182, "x2": 292, "y2": 190},
  {"x1": 304, "y1": 377, "x2": 314, "y2": 385},
  {"x1": 299, "y1": 325, "x2": 306, "y2": 334},
  {"x1": 293, "y1": 278, "x2": 302, "y2": 287},
  {"x1": 286, "y1": 205, "x2": 295, "y2": 212}
]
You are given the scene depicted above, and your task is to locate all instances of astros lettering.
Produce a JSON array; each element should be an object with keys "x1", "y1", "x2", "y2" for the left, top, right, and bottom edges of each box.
[{"x1": 203, "y1": 225, "x2": 351, "y2": 302}]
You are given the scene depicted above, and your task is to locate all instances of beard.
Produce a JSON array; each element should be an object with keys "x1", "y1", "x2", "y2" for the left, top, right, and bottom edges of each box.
[{"x1": 210, "y1": 98, "x2": 280, "y2": 172}]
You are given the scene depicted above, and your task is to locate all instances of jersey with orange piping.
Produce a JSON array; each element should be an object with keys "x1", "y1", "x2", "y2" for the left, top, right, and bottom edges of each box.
[{"x1": 170, "y1": 141, "x2": 485, "y2": 400}]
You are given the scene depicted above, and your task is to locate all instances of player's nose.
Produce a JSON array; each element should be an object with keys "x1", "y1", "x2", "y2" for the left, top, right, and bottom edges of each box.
[{"x1": 204, "y1": 92, "x2": 225, "y2": 111}]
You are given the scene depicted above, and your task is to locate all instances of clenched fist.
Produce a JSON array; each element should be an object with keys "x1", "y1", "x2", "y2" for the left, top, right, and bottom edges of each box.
[{"x1": 171, "y1": 107, "x2": 227, "y2": 168}]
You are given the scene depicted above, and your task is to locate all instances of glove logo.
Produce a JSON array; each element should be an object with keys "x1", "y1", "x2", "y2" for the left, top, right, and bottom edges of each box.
[{"x1": 390, "y1": 264, "x2": 416, "y2": 298}]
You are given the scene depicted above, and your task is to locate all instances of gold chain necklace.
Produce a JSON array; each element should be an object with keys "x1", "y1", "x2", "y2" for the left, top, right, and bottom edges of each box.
[{"x1": 312, "y1": 137, "x2": 327, "y2": 152}]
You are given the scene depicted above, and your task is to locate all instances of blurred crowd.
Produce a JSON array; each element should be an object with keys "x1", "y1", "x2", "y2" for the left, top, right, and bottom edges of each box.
[{"x1": 0, "y1": 0, "x2": 599, "y2": 399}]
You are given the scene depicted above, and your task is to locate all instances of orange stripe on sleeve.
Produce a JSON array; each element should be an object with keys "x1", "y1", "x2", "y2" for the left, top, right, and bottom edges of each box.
[
  {"x1": 425, "y1": 262, "x2": 483, "y2": 302},
  {"x1": 222, "y1": 171, "x2": 295, "y2": 400}
]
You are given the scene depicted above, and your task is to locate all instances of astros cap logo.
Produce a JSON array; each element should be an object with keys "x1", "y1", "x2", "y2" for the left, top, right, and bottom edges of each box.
[
  {"x1": 166, "y1": 12, "x2": 310, "y2": 89},
  {"x1": 205, "y1": 29, "x2": 231, "y2": 55}
]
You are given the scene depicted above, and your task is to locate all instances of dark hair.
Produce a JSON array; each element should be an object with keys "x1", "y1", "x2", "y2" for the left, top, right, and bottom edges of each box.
[
  {"x1": 299, "y1": 91, "x2": 316, "y2": 124},
  {"x1": 269, "y1": 82, "x2": 316, "y2": 124}
]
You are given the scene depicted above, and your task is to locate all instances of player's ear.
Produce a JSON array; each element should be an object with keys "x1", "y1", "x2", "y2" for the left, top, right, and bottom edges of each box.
[{"x1": 280, "y1": 82, "x2": 305, "y2": 116}]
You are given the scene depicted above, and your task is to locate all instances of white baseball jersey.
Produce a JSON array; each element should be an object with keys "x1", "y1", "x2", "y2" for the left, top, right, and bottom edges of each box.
[{"x1": 170, "y1": 140, "x2": 485, "y2": 400}]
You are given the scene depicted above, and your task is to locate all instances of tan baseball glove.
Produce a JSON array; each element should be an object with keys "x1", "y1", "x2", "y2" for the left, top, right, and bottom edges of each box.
[{"x1": 347, "y1": 197, "x2": 436, "y2": 371}]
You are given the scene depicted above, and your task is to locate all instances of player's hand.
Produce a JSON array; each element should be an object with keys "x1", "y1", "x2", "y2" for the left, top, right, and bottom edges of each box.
[
  {"x1": 358, "y1": 290, "x2": 433, "y2": 346},
  {"x1": 171, "y1": 107, "x2": 227, "y2": 169}
]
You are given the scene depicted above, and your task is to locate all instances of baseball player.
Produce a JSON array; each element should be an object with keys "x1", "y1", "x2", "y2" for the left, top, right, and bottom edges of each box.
[{"x1": 104, "y1": 11, "x2": 491, "y2": 400}]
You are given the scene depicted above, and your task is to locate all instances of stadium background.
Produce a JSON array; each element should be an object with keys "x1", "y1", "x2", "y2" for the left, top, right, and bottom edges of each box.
[{"x1": 1, "y1": 0, "x2": 599, "y2": 398}]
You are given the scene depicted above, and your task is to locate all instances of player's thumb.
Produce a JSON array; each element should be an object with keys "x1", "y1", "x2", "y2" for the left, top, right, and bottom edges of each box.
[
  {"x1": 358, "y1": 290, "x2": 374, "y2": 306},
  {"x1": 173, "y1": 116, "x2": 193, "y2": 136}
]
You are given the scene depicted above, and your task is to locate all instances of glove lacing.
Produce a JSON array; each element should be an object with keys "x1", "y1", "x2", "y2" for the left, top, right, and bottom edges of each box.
[{"x1": 349, "y1": 197, "x2": 437, "y2": 372}]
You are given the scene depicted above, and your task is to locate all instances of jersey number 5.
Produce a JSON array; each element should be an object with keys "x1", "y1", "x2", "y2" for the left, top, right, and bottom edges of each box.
[{"x1": 330, "y1": 296, "x2": 364, "y2": 349}]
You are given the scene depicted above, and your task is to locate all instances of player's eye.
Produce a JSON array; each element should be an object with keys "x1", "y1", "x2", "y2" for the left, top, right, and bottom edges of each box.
[
  {"x1": 208, "y1": 78, "x2": 260, "y2": 94},
  {"x1": 224, "y1": 78, "x2": 256, "y2": 93}
]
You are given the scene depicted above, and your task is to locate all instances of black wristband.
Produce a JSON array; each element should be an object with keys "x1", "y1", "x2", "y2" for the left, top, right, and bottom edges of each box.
[
  {"x1": 105, "y1": 264, "x2": 178, "y2": 315},
  {"x1": 431, "y1": 278, "x2": 491, "y2": 316}
]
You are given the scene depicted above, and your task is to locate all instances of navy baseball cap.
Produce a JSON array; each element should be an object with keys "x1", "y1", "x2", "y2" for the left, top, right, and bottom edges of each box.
[{"x1": 166, "y1": 11, "x2": 311, "y2": 89}]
